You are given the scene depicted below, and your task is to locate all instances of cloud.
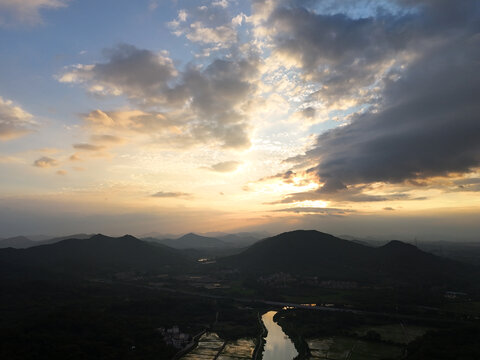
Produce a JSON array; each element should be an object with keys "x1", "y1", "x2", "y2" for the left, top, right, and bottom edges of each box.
[
  {"x1": 277, "y1": 0, "x2": 480, "y2": 190},
  {"x1": 261, "y1": 170, "x2": 297, "y2": 183},
  {"x1": 168, "y1": 3, "x2": 239, "y2": 48},
  {"x1": 252, "y1": 0, "x2": 480, "y2": 128},
  {"x1": 58, "y1": 44, "x2": 178, "y2": 103},
  {"x1": 56, "y1": 170, "x2": 67, "y2": 176},
  {"x1": 61, "y1": 44, "x2": 260, "y2": 150},
  {"x1": 0, "y1": 0, "x2": 67, "y2": 27},
  {"x1": 148, "y1": 0, "x2": 158, "y2": 12},
  {"x1": 151, "y1": 191, "x2": 192, "y2": 199},
  {"x1": 90, "y1": 134, "x2": 125, "y2": 144},
  {"x1": 212, "y1": 0, "x2": 229, "y2": 8},
  {"x1": 84, "y1": 109, "x2": 180, "y2": 133},
  {"x1": 451, "y1": 177, "x2": 480, "y2": 193},
  {"x1": 73, "y1": 143, "x2": 105, "y2": 151},
  {"x1": 0, "y1": 96, "x2": 35, "y2": 140},
  {"x1": 272, "y1": 185, "x2": 417, "y2": 204},
  {"x1": 252, "y1": 1, "x2": 418, "y2": 114},
  {"x1": 275, "y1": 207, "x2": 355, "y2": 215},
  {"x1": 69, "y1": 154, "x2": 81, "y2": 161},
  {"x1": 33, "y1": 156, "x2": 58, "y2": 168},
  {"x1": 305, "y1": 38, "x2": 480, "y2": 186},
  {"x1": 204, "y1": 160, "x2": 242, "y2": 172},
  {"x1": 186, "y1": 22, "x2": 237, "y2": 45}
]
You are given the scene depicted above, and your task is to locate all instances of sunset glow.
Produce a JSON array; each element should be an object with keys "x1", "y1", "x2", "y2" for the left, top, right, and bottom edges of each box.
[{"x1": 0, "y1": 0, "x2": 479, "y2": 240}]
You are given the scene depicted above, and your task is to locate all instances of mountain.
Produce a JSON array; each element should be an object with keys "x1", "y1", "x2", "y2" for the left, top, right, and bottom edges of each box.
[
  {"x1": 0, "y1": 234, "x2": 192, "y2": 278},
  {"x1": 220, "y1": 230, "x2": 474, "y2": 286},
  {"x1": 35, "y1": 233, "x2": 93, "y2": 246},
  {"x1": 152, "y1": 233, "x2": 232, "y2": 250},
  {"x1": 216, "y1": 233, "x2": 262, "y2": 247},
  {"x1": 140, "y1": 231, "x2": 179, "y2": 240},
  {"x1": 0, "y1": 234, "x2": 93, "y2": 249},
  {"x1": 0, "y1": 236, "x2": 37, "y2": 249}
]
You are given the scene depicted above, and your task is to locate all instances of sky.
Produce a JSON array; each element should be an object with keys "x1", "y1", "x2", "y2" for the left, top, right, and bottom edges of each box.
[{"x1": 0, "y1": 0, "x2": 479, "y2": 240}]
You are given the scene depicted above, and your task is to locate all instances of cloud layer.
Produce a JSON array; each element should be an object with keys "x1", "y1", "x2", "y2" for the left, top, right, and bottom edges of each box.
[
  {"x1": 60, "y1": 44, "x2": 259, "y2": 149},
  {"x1": 269, "y1": 0, "x2": 480, "y2": 199}
]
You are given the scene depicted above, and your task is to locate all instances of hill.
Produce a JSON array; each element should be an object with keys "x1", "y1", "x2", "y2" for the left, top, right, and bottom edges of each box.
[
  {"x1": 152, "y1": 232, "x2": 232, "y2": 250},
  {"x1": 0, "y1": 234, "x2": 192, "y2": 278},
  {"x1": 0, "y1": 234, "x2": 93, "y2": 249},
  {"x1": 34, "y1": 233, "x2": 93, "y2": 246},
  {"x1": 220, "y1": 230, "x2": 474, "y2": 287},
  {"x1": 0, "y1": 236, "x2": 37, "y2": 249},
  {"x1": 216, "y1": 233, "x2": 261, "y2": 247}
]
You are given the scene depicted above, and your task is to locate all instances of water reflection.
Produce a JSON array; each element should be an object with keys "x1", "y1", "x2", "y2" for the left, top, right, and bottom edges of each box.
[{"x1": 261, "y1": 311, "x2": 298, "y2": 360}]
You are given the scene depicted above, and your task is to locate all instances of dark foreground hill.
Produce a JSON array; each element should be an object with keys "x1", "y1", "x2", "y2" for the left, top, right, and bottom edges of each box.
[
  {"x1": 0, "y1": 234, "x2": 192, "y2": 278},
  {"x1": 220, "y1": 230, "x2": 475, "y2": 287}
]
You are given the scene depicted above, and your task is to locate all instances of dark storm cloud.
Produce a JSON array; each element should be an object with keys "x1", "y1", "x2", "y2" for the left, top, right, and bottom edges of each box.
[
  {"x1": 308, "y1": 37, "x2": 480, "y2": 185},
  {"x1": 275, "y1": 0, "x2": 480, "y2": 188},
  {"x1": 260, "y1": 0, "x2": 480, "y2": 111}
]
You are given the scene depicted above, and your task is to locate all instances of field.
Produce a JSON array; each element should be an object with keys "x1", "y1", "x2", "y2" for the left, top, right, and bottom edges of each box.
[
  {"x1": 353, "y1": 324, "x2": 431, "y2": 344},
  {"x1": 181, "y1": 332, "x2": 224, "y2": 359},
  {"x1": 442, "y1": 301, "x2": 480, "y2": 316},
  {"x1": 181, "y1": 333, "x2": 255, "y2": 360},
  {"x1": 217, "y1": 338, "x2": 256, "y2": 359},
  {"x1": 307, "y1": 336, "x2": 404, "y2": 360}
]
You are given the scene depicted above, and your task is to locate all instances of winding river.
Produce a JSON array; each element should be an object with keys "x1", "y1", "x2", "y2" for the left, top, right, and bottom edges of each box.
[{"x1": 261, "y1": 311, "x2": 298, "y2": 360}]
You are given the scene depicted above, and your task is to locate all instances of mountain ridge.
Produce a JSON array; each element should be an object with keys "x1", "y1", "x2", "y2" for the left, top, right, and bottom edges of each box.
[{"x1": 220, "y1": 230, "x2": 473, "y2": 287}]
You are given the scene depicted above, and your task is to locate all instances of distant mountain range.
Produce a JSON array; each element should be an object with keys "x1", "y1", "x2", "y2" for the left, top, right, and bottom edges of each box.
[
  {"x1": 0, "y1": 231, "x2": 264, "y2": 250},
  {"x1": 0, "y1": 233, "x2": 92, "y2": 249},
  {"x1": 147, "y1": 233, "x2": 232, "y2": 249},
  {"x1": 220, "y1": 230, "x2": 474, "y2": 287},
  {"x1": 0, "y1": 236, "x2": 37, "y2": 249},
  {"x1": 0, "y1": 234, "x2": 191, "y2": 278},
  {"x1": 1, "y1": 230, "x2": 476, "y2": 288},
  {"x1": 144, "y1": 231, "x2": 263, "y2": 249}
]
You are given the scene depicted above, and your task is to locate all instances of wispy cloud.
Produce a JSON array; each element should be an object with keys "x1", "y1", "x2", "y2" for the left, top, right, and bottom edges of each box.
[
  {"x1": 73, "y1": 143, "x2": 105, "y2": 151},
  {"x1": 203, "y1": 160, "x2": 242, "y2": 173},
  {"x1": 151, "y1": 191, "x2": 192, "y2": 199},
  {"x1": 0, "y1": 0, "x2": 68, "y2": 27},
  {"x1": 33, "y1": 156, "x2": 58, "y2": 168},
  {"x1": 0, "y1": 96, "x2": 36, "y2": 140}
]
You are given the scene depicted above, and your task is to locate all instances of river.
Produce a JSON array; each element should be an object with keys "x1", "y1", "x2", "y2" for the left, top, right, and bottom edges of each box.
[{"x1": 261, "y1": 311, "x2": 298, "y2": 360}]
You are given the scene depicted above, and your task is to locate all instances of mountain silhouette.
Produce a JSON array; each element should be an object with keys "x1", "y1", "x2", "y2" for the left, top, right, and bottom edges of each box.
[
  {"x1": 0, "y1": 234, "x2": 191, "y2": 277},
  {"x1": 221, "y1": 230, "x2": 473, "y2": 286},
  {"x1": 0, "y1": 236, "x2": 37, "y2": 249},
  {"x1": 152, "y1": 232, "x2": 232, "y2": 249}
]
